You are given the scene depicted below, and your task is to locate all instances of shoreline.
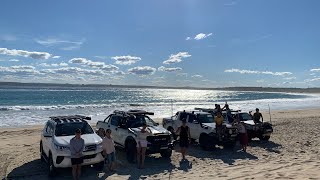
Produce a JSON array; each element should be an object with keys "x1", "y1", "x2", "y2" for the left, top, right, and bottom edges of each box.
[{"x1": 1, "y1": 108, "x2": 320, "y2": 179}]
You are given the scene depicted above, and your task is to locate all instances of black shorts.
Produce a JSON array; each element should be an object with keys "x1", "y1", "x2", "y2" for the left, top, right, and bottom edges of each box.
[
  {"x1": 71, "y1": 157, "x2": 83, "y2": 165},
  {"x1": 179, "y1": 139, "x2": 189, "y2": 148}
]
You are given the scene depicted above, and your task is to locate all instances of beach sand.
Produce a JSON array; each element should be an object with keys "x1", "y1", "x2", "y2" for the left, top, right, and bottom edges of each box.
[{"x1": 1, "y1": 109, "x2": 320, "y2": 180}]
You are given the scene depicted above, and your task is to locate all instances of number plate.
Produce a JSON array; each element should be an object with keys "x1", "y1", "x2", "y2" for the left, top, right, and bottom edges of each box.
[
  {"x1": 160, "y1": 146, "x2": 168, "y2": 149},
  {"x1": 83, "y1": 159, "x2": 91, "y2": 163}
]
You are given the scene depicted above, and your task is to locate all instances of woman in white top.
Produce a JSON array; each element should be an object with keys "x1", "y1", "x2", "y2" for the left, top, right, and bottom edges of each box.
[{"x1": 136, "y1": 123, "x2": 151, "y2": 169}]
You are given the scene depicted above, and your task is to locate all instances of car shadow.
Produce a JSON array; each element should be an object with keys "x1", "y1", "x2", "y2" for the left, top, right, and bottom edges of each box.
[
  {"x1": 185, "y1": 143, "x2": 258, "y2": 166},
  {"x1": 98, "y1": 150, "x2": 177, "y2": 180},
  {"x1": 248, "y1": 139, "x2": 282, "y2": 153},
  {"x1": 6, "y1": 159, "x2": 103, "y2": 180}
]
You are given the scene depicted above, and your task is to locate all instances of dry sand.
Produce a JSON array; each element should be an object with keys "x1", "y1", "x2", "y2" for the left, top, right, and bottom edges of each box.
[{"x1": 1, "y1": 109, "x2": 320, "y2": 180}]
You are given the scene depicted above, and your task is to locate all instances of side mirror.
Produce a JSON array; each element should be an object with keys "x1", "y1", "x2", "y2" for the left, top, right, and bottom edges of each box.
[
  {"x1": 43, "y1": 133, "x2": 52, "y2": 138},
  {"x1": 155, "y1": 123, "x2": 159, "y2": 126}
]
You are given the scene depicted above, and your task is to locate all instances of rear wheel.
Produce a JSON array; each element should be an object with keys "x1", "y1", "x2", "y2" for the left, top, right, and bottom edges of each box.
[
  {"x1": 160, "y1": 149, "x2": 172, "y2": 158},
  {"x1": 40, "y1": 142, "x2": 45, "y2": 162},
  {"x1": 199, "y1": 134, "x2": 210, "y2": 150},
  {"x1": 126, "y1": 140, "x2": 136, "y2": 163},
  {"x1": 48, "y1": 153, "x2": 56, "y2": 177}
]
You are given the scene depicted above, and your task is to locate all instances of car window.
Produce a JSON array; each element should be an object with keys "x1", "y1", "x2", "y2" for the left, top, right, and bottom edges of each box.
[
  {"x1": 47, "y1": 122, "x2": 54, "y2": 135},
  {"x1": 240, "y1": 113, "x2": 252, "y2": 121},
  {"x1": 198, "y1": 114, "x2": 214, "y2": 123},
  {"x1": 55, "y1": 122, "x2": 94, "y2": 136},
  {"x1": 188, "y1": 114, "x2": 197, "y2": 123},
  {"x1": 180, "y1": 112, "x2": 187, "y2": 120},
  {"x1": 110, "y1": 115, "x2": 120, "y2": 126}
]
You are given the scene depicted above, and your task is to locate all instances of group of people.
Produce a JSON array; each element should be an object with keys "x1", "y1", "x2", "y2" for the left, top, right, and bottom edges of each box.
[{"x1": 69, "y1": 105, "x2": 264, "y2": 179}]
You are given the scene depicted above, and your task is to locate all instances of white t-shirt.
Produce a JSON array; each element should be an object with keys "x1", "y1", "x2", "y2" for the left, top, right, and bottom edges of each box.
[
  {"x1": 102, "y1": 137, "x2": 115, "y2": 154},
  {"x1": 237, "y1": 122, "x2": 246, "y2": 134}
]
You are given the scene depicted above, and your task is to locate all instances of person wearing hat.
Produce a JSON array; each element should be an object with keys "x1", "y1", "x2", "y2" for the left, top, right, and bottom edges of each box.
[
  {"x1": 70, "y1": 128, "x2": 85, "y2": 180},
  {"x1": 175, "y1": 118, "x2": 191, "y2": 160}
]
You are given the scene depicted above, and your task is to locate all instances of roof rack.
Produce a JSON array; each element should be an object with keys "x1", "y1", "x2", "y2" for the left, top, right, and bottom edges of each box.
[
  {"x1": 50, "y1": 115, "x2": 91, "y2": 122},
  {"x1": 194, "y1": 107, "x2": 215, "y2": 112},
  {"x1": 113, "y1": 110, "x2": 154, "y2": 116}
]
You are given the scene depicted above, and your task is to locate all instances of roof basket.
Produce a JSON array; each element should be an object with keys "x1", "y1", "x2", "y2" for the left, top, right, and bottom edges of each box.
[
  {"x1": 50, "y1": 115, "x2": 91, "y2": 122},
  {"x1": 114, "y1": 110, "x2": 154, "y2": 115},
  {"x1": 194, "y1": 107, "x2": 215, "y2": 112}
]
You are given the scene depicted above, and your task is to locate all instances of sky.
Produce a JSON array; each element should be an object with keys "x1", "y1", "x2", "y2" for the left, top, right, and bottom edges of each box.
[{"x1": 0, "y1": 0, "x2": 320, "y2": 88}]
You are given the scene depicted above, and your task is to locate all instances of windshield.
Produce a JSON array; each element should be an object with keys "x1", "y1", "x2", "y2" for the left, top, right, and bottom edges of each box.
[
  {"x1": 198, "y1": 114, "x2": 214, "y2": 123},
  {"x1": 239, "y1": 113, "x2": 253, "y2": 121},
  {"x1": 55, "y1": 122, "x2": 94, "y2": 136},
  {"x1": 127, "y1": 115, "x2": 157, "y2": 128}
]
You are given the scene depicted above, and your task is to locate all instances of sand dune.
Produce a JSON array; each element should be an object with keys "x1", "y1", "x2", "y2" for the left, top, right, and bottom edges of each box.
[{"x1": 1, "y1": 109, "x2": 320, "y2": 179}]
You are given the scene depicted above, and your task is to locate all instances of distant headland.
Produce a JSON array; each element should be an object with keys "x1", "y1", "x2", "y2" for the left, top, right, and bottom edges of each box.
[{"x1": 0, "y1": 81, "x2": 319, "y2": 94}]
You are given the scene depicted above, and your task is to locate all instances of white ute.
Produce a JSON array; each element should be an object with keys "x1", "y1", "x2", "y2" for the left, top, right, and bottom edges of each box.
[
  {"x1": 163, "y1": 110, "x2": 238, "y2": 149},
  {"x1": 40, "y1": 115, "x2": 104, "y2": 176}
]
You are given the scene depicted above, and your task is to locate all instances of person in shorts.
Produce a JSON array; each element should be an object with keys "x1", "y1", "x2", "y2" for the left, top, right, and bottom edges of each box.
[
  {"x1": 215, "y1": 111, "x2": 224, "y2": 141},
  {"x1": 70, "y1": 128, "x2": 85, "y2": 180},
  {"x1": 136, "y1": 123, "x2": 151, "y2": 169},
  {"x1": 176, "y1": 119, "x2": 191, "y2": 160},
  {"x1": 102, "y1": 129, "x2": 116, "y2": 172}
]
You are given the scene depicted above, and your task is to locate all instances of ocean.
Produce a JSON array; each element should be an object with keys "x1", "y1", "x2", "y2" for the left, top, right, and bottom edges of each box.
[{"x1": 1, "y1": 86, "x2": 320, "y2": 127}]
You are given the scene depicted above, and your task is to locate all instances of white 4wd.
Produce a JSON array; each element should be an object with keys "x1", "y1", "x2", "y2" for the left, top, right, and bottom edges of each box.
[
  {"x1": 163, "y1": 110, "x2": 238, "y2": 149},
  {"x1": 96, "y1": 110, "x2": 174, "y2": 163},
  {"x1": 40, "y1": 115, "x2": 104, "y2": 176}
]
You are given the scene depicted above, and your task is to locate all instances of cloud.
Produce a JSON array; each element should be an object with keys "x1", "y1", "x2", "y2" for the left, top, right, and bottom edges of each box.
[
  {"x1": 39, "y1": 62, "x2": 68, "y2": 67},
  {"x1": 310, "y1": 68, "x2": 320, "y2": 72},
  {"x1": 35, "y1": 38, "x2": 84, "y2": 51},
  {"x1": 176, "y1": 73, "x2": 188, "y2": 77},
  {"x1": 192, "y1": 74, "x2": 203, "y2": 78},
  {"x1": 0, "y1": 65, "x2": 40, "y2": 76},
  {"x1": 158, "y1": 66, "x2": 182, "y2": 72},
  {"x1": 194, "y1": 33, "x2": 213, "y2": 40},
  {"x1": 0, "y1": 47, "x2": 51, "y2": 59},
  {"x1": 42, "y1": 67, "x2": 104, "y2": 76},
  {"x1": 69, "y1": 58, "x2": 119, "y2": 72},
  {"x1": 128, "y1": 66, "x2": 156, "y2": 75},
  {"x1": 163, "y1": 52, "x2": 191, "y2": 64},
  {"x1": 224, "y1": 68, "x2": 292, "y2": 76},
  {"x1": 9, "y1": 59, "x2": 19, "y2": 62},
  {"x1": 305, "y1": 77, "x2": 320, "y2": 82},
  {"x1": 111, "y1": 55, "x2": 141, "y2": 65},
  {"x1": 52, "y1": 56, "x2": 61, "y2": 59},
  {"x1": 95, "y1": 56, "x2": 109, "y2": 59},
  {"x1": 186, "y1": 33, "x2": 213, "y2": 41},
  {"x1": 283, "y1": 77, "x2": 296, "y2": 80}
]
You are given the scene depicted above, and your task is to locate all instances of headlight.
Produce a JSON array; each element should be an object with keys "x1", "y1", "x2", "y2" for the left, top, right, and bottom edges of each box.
[
  {"x1": 54, "y1": 143, "x2": 70, "y2": 151},
  {"x1": 97, "y1": 142, "x2": 103, "y2": 150},
  {"x1": 229, "y1": 129, "x2": 232, "y2": 134}
]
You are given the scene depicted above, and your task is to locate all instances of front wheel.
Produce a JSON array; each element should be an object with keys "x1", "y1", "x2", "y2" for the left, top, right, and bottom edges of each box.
[
  {"x1": 94, "y1": 161, "x2": 105, "y2": 171},
  {"x1": 126, "y1": 141, "x2": 136, "y2": 163},
  {"x1": 160, "y1": 149, "x2": 172, "y2": 158},
  {"x1": 48, "y1": 154, "x2": 56, "y2": 177},
  {"x1": 199, "y1": 134, "x2": 210, "y2": 150},
  {"x1": 259, "y1": 135, "x2": 270, "y2": 141}
]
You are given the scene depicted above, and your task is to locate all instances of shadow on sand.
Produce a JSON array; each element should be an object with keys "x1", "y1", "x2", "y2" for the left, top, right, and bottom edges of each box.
[
  {"x1": 249, "y1": 139, "x2": 282, "y2": 153},
  {"x1": 99, "y1": 150, "x2": 177, "y2": 180},
  {"x1": 185, "y1": 143, "x2": 258, "y2": 165}
]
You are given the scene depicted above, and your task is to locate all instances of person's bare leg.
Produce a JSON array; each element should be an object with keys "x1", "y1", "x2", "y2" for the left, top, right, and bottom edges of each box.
[
  {"x1": 77, "y1": 165, "x2": 81, "y2": 180},
  {"x1": 181, "y1": 147, "x2": 186, "y2": 159},
  {"x1": 141, "y1": 148, "x2": 146, "y2": 169},
  {"x1": 136, "y1": 147, "x2": 141, "y2": 168},
  {"x1": 72, "y1": 165, "x2": 77, "y2": 180}
]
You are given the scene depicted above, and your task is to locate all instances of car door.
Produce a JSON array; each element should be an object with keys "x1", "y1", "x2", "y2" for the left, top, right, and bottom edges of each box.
[
  {"x1": 186, "y1": 114, "x2": 199, "y2": 139},
  {"x1": 108, "y1": 115, "x2": 122, "y2": 145}
]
